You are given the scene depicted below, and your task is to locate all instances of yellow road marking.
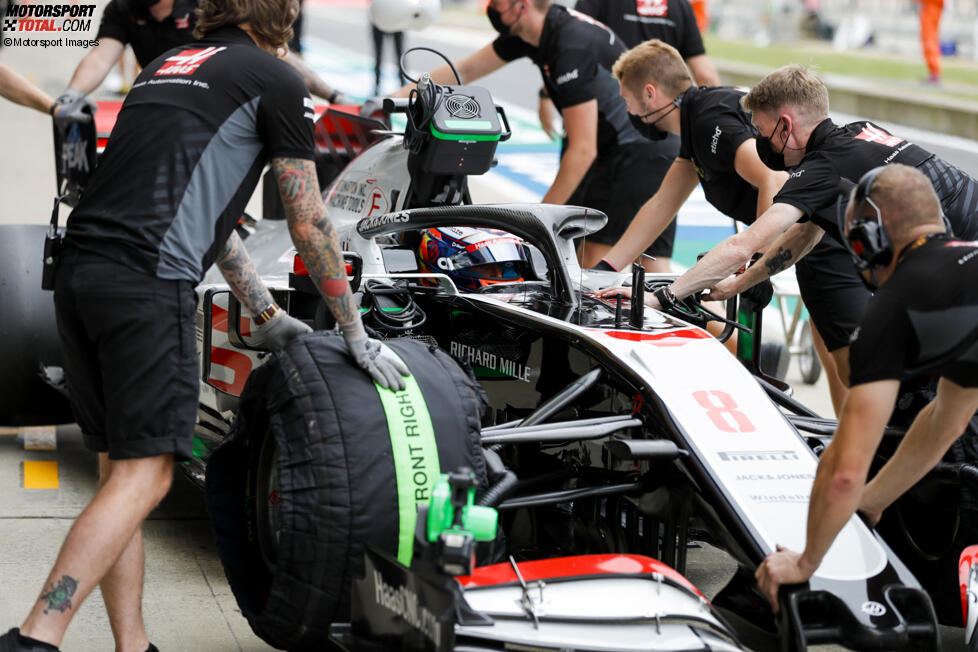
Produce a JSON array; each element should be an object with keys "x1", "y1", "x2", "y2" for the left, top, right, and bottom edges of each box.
[{"x1": 24, "y1": 461, "x2": 59, "y2": 489}]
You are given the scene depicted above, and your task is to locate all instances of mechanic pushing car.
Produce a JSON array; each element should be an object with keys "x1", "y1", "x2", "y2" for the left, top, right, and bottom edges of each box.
[
  {"x1": 0, "y1": 0, "x2": 408, "y2": 649},
  {"x1": 637, "y1": 64, "x2": 978, "y2": 389},
  {"x1": 755, "y1": 164, "x2": 978, "y2": 614},
  {"x1": 593, "y1": 41, "x2": 854, "y2": 411},
  {"x1": 50, "y1": 0, "x2": 354, "y2": 132},
  {"x1": 536, "y1": 0, "x2": 719, "y2": 145},
  {"x1": 390, "y1": 0, "x2": 679, "y2": 272}
]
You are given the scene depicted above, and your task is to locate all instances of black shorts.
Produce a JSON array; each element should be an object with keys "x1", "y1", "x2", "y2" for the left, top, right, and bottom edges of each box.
[
  {"x1": 795, "y1": 231, "x2": 872, "y2": 352},
  {"x1": 570, "y1": 137, "x2": 678, "y2": 256},
  {"x1": 54, "y1": 248, "x2": 199, "y2": 460}
]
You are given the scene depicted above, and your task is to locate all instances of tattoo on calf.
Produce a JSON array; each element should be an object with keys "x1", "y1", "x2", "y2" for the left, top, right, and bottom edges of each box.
[
  {"x1": 765, "y1": 247, "x2": 793, "y2": 276},
  {"x1": 41, "y1": 575, "x2": 78, "y2": 614}
]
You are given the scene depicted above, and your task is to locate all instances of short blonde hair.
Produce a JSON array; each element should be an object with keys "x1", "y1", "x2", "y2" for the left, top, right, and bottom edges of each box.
[
  {"x1": 869, "y1": 164, "x2": 944, "y2": 241},
  {"x1": 612, "y1": 39, "x2": 693, "y2": 98},
  {"x1": 741, "y1": 65, "x2": 829, "y2": 123},
  {"x1": 195, "y1": 0, "x2": 297, "y2": 51}
]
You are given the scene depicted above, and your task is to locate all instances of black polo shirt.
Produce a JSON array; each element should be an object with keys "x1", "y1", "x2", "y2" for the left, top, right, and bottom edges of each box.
[
  {"x1": 574, "y1": 0, "x2": 705, "y2": 54},
  {"x1": 849, "y1": 235, "x2": 978, "y2": 388},
  {"x1": 678, "y1": 85, "x2": 758, "y2": 224},
  {"x1": 492, "y1": 4, "x2": 643, "y2": 156},
  {"x1": 774, "y1": 119, "x2": 933, "y2": 238},
  {"x1": 65, "y1": 26, "x2": 315, "y2": 282},
  {"x1": 96, "y1": 0, "x2": 198, "y2": 68}
]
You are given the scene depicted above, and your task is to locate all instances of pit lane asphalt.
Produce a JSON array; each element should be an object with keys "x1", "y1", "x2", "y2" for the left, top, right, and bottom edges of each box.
[{"x1": 0, "y1": 3, "x2": 973, "y2": 650}]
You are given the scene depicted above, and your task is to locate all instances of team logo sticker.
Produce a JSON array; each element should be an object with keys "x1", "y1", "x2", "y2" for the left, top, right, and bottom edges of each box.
[
  {"x1": 155, "y1": 46, "x2": 226, "y2": 76},
  {"x1": 636, "y1": 0, "x2": 668, "y2": 17},
  {"x1": 861, "y1": 601, "x2": 887, "y2": 617}
]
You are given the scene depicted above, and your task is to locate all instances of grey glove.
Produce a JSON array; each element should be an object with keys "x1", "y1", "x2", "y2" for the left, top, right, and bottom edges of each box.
[
  {"x1": 359, "y1": 96, "x2": 385, "y2": 118},
  {"x1": 53, "y1": 88, "x2": 96, "y2": 130},
  {"x1": 254, "y1": 312, "x2": 312, "y2": 352},
  {"x1": 345, "y1": 334, "x2": 410, "y2": 391}
]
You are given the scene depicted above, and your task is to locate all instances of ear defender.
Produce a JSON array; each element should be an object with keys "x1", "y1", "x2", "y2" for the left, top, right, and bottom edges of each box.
[{"x1": 845, "y1": 166, "x2": 893, "y2": 270}]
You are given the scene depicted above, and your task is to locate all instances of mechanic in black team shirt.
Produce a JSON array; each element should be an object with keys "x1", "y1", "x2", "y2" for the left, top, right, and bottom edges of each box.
[
  {"x1": 592, "y1": 43, "x2": 853, "y2": 410},
  {"x1": 756, "y1": 164, "x2": 978, "y2": 613},
  {"x1": 394, "y1": 0, "x2": 679, "y2": 272},
  {"x1": 643, "y1": 64, "x2": 978, "y2": 388},
  {"x1": 50, "y1": 0, "x2": 353, "y2": 131},
  {"x1": 0, "y1": 2, "x2": 407, "y2": 650},
  {"x1": 535, "y1": 0, "x2": 719, "y2": 140}
]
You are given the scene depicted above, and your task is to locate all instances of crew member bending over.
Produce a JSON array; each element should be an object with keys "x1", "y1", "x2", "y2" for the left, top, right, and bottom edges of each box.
[{"x1": 755, "y1": 164, "x2": 978, "y2": 615}]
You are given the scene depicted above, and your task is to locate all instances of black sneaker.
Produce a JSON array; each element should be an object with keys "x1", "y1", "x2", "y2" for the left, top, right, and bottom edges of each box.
[{"x1": 0, "y1": 629, "x2": 59, "y2": 652}]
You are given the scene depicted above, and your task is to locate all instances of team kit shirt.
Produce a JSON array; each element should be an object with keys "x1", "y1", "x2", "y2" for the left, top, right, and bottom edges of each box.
[
  {"x1": 849, "y1": 235, "x2": 978, "y2": 388},
  {"x1": 96, "y1": 0, "x2": 198, "y2": 67},
  {"x1": 574, "y1": 0, "x2": 705, "y2": 54},
  {"x1": 66, "y1": 26, "x2": 315, "y2": 282},
  {"x1": 678, "y1": 86, "x2": 759, "y2": 224},
  {"x1": 774, "y1": 119, "x2": 978, "y2": 241},
  {"x1": 492, "y1": 4, "x2": 644, "y2": 157}
]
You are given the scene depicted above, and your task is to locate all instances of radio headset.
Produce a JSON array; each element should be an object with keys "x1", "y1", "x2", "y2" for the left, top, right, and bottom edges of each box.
[{"x1": 843, "y1": 166, "x2": 892, "y2": 270}]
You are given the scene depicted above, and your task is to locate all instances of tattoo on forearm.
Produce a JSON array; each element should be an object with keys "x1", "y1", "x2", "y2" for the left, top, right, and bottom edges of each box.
[
  {"x1": 217, "y1": 231, "x2": 275, "y2": 316},
  {"x1": 41, "y1": 575, "x2": 78, "y2": 614},
  {"x1": 764, "y1": 247, "x2": 793, "y2": 276},
  {"x1": 273, "y1": 157, "x2": 359, "y2": 326}
]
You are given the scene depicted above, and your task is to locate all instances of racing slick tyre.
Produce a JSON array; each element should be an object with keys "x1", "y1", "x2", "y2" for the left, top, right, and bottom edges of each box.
[
  {"x1": 0, "y1": 225, "x2": 73, "y2": 425},
  {"x1": 205, "y1": 333, "x2": 487, "y2": 651}
]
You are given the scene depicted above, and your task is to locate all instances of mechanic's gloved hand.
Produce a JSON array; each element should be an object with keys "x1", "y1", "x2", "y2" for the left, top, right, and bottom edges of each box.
[
  {"x1": 254, "y1": 311, "x2": 312, "y2": 352},
  {"x1": 330, "y1": 91, "x2": 357, "y2": 106},
  {"x1": 739, "y1": 278, "x2": 775, "y2": 313},
  {"x1": 359, "y1": 96, "x2": 385, "y2": 118},
  {"x1": 344, "y1": 332, "x2": 410, "y2": 391},
  {"x1": 53, "y1": 88, "x2": 96, "y2": 130}
]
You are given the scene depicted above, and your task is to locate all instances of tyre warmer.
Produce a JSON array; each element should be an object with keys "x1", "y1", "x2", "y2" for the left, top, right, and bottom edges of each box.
[{"x1": 205, "y1": 333, "x2": 486, "y2": 651}]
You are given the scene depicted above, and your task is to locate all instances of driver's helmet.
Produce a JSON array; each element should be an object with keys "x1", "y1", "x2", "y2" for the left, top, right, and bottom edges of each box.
[{"x1": 417, "y1": 227, "x2": 531, "y2": 292}]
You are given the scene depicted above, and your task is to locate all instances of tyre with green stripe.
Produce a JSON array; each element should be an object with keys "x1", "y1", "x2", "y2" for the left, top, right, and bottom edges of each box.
[{"x1": 205, "y1": 332, "x2": 486, "y2": 651}]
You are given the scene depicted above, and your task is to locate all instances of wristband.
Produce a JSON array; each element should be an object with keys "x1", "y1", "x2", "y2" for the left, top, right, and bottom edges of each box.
[
  {"x1": 49, "y1": 102, "x2": 57, "y2": 116},
  {"x1": 653, "y1": 286, "x2": 678, "y2": 310},
  {"x1": 327, "y1": 89, "x2": 339, "y2": 103},
  {"x1": 254, "y1": 303, "x2": 281, "y2": 325},
  {"x1": 538, "y1": 87, "x2": 548, "y2": 99},
  {"x1": 593, "y1": 258, "x2": 619, "y2": 272}
]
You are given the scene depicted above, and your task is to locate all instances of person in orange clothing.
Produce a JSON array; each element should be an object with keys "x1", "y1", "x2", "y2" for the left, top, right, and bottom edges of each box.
[
  {"x1": 916, "y1": 0, "x2": 944, "y2": 83},
  {"x1": 689, "y1": 0, "x2": 709, "y2": 34}
]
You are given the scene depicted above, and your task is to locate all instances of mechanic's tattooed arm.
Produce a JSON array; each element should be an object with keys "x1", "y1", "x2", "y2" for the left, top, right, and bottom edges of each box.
[
  {"x1": 216, "y1": 230, "x2": 277, "y2": 317},
  {"x1": 272, "y1": 157, "x2": 360, "y2": 327},
  {"x1": 736, "y1": 221, "x2": 824, "y2": 292}
]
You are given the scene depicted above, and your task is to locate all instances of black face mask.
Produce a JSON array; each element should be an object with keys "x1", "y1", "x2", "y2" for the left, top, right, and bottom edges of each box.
[
  {"x1": 487, "y1": 6, "x2": 511, "y2": 35},
  {"x1": 755, "y1": 118, "x2": 791, "y2": 171},
  {"x1": 630, "y1": 97, "x2": 678, "y2": 141},
  {"x1": 629, "y1": 113, "x2": 668, "y2": 141}
]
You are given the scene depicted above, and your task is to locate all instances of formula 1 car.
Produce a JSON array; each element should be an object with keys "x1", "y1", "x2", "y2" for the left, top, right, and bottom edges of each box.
[{"x1": 0, "y1": 49, "x2": 959, "y2": 651}]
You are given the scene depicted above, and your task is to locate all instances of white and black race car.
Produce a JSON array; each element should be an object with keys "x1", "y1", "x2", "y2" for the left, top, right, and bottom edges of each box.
[{"x1": 0, "y1": 56, "x2": 964, "y2": 651}]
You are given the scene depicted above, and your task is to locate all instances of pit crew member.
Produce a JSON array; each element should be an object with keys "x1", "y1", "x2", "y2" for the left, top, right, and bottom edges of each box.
[
  {"x1": 393, "y1": 0, "x2": 679, "y2": 272},
  {"x1": 0, "y1": 64, "x2": 58, "y2": 115},
  {"x1": 536, "y1": 0, "x2": 720, "y2": 140},
  {"x1": 755, "y1": 164, "x2": 978, "y2": 613},
  {"x1": 642, "y1": 64, "x2": 978, "y2": 386},
  {"x1": 51, "y1": 0, "x2": 353, "y2": 131},
  {"x1": 593, "y1": 42, "x2": 850, "y2": 409},
  {"x1": 0, "y1": 2, "x2": 407, "y2": 650}
]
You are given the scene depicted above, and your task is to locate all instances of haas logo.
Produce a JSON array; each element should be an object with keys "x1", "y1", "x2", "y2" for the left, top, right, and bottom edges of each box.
[
  {"x1": 155, "y1": 46, "x2": 226, "y2": 76},
  {"x1": 855, "y1": 123, "x2": 903, "y2": 148},
  {"x1": 637, "y1": 0, "x2": 668, "y2": 17}
]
